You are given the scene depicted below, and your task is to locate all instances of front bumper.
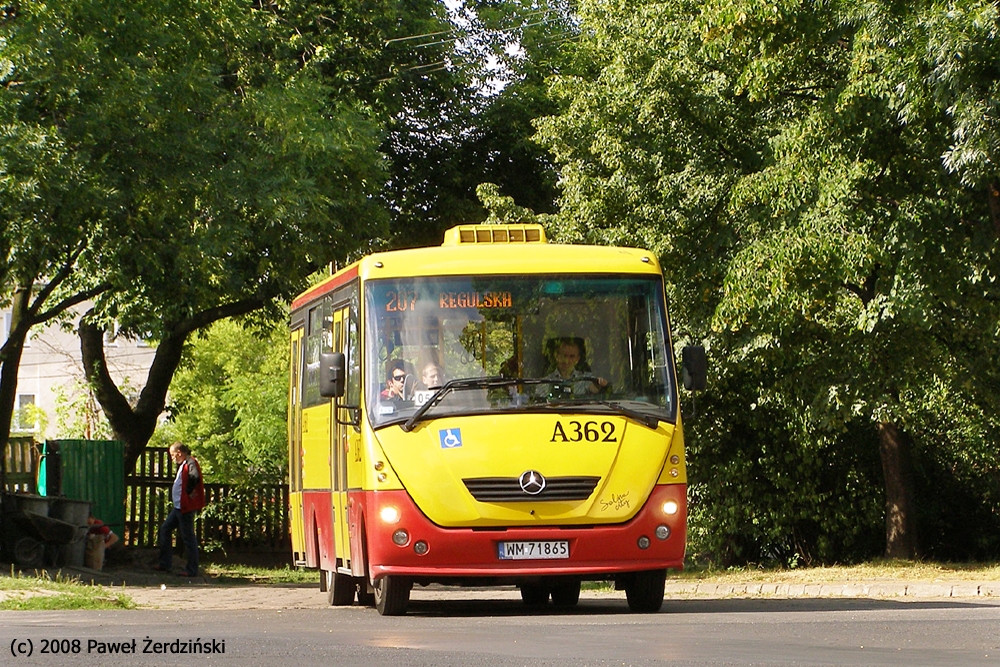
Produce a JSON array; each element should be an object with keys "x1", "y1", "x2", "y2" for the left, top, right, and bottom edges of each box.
[{"x1": 360, "y1": 484, "x2": 686, "y2": 582}]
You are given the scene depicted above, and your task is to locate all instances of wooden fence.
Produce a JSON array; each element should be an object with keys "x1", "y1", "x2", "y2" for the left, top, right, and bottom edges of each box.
[
  {"x1": 126, "y1": 447, "x2": 291, "y2": 552},
  {"x1": 2, "y1": 437, "x2": 39, "y2": 494}
]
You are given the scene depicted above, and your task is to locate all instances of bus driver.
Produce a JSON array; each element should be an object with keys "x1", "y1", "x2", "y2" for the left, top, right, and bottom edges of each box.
[{"x1": 540, "y1": 338, "x2": 608, "y2": 396}]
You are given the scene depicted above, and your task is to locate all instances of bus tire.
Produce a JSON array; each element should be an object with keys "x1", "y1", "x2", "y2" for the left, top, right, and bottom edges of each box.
[
  {"x1": 625, "y1": 569, "x2": 666, "y2": 613},
  {"x1": 326, "y1": 569, "x2": 356, "y2": 606},
  {"x1": 551, "y1": 580, "x2": 581, "y2": 607},
  {"x1": 374, "y1": 575, "x2": 411, "y2": 616},
  {"x1": 357, "y1": 580, "x2": 375, "y2": 606},
  {"x1": 519, "y1": 583, "x2": 549, "y2": 607}
]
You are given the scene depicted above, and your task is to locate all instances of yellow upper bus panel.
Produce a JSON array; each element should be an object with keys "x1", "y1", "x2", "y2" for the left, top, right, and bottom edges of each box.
[
  {"x1": 294, "y1": 225, "x2": 663, "y2": 306},
  {"x1": 357, "y1": 243, "x2": 662, "y2": 282}
]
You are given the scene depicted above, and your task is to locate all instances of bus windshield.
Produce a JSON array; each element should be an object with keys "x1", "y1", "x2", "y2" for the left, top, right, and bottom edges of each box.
[{"x1": 365, "y1": 275, "x2": 675, "y2": 429}]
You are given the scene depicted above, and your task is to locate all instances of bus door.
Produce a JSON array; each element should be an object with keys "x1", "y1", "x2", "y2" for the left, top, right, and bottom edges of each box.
[
  {"x1": 289, "y1": 327, "x2": 306, "y2": 565},
  {"x1": 331, "y1": 304, "x2": 350, "y2": 570}
]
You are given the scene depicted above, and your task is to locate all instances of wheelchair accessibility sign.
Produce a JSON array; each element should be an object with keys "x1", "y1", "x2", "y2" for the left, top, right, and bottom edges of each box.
[{"x1": 439, "y1": 428, "x2": 463, "y2": 449}]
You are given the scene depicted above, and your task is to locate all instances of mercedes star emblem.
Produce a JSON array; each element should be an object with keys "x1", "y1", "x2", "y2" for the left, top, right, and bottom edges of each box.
[{"x1": 518, "y1": 470, "x2": 546, "y2": 495}]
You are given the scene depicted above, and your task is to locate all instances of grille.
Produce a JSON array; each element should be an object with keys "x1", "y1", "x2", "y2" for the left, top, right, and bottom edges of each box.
[{"x1": 464, "y1": 476, "x2": 600, "y2": 503}]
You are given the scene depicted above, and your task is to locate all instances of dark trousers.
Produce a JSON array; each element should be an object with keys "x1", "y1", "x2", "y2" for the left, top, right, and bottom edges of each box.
[{"x1": 158, "y1": 507, "x2": 198, "y2": 575}]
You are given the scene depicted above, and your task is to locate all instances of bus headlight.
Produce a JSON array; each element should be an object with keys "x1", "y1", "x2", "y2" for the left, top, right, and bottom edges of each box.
[
  {"x1": 655, "y1": 525, "x2": 671, "y2": 540},
  {"x1": 637, "y1": 536, "x2": 650, "y2": 550},
  {"x1": 662, "y1": 500, "x2": 679, "y2": 516},
  {"x1": 414, "y1": 541, "x2": 429, "y2": 555},
  {"x1": 380, "y1": 506, "x2": 400, "y2": 523},
  {"x1": 392, "y1": 529, "x2": 409, "y2": 546}
]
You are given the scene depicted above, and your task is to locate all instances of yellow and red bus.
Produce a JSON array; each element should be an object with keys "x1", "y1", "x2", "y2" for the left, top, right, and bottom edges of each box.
[{"x1": 288, "y1": 224, "x2": 705, "y2": 615}]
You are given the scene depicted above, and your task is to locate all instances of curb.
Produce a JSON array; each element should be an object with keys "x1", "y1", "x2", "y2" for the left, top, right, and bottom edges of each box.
[{"x1": 664, "y1": 581, "x2": 1000, "y2": 599}]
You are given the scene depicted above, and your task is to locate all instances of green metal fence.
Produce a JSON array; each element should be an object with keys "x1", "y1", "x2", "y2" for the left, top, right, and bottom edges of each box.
[{"x1": 43, "y1": 440, "x2": 126, "y2": 533}]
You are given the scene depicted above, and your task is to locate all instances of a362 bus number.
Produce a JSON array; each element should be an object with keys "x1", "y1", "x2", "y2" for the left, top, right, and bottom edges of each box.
[{"x1": 551, "y1": 420, "x2": 618, "y2": 443}]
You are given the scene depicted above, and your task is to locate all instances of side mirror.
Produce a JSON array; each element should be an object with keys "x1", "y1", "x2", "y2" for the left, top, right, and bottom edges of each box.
[
  {"x1": 320, "y1": 352, "x2": 346, "y2": 398},
  {"x1": 680, "y1": 345, "x2": 707, "y2": 392}
]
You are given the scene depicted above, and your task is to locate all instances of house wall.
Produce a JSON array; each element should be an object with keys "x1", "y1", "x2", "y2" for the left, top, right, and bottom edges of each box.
[{"x1": 0, "y1": 308, "x2": 156, "y2": 439}]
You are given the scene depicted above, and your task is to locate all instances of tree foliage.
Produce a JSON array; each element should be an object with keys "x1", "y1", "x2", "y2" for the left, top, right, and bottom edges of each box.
[
  {"x1": 0, "y1": 0, "x2": 391, "y2": 468},
  {"x1": 535, "y1": 0, "x2": 1000, "y2": 562},
  {"x1": 164, "y1": 320, "x2": 287, "y2": 485}
]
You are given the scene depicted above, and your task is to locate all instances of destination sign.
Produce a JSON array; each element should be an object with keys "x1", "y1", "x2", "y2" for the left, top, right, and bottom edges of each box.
[{"x1": 382, "y1": 289, "x2": 513, "y2": 312}]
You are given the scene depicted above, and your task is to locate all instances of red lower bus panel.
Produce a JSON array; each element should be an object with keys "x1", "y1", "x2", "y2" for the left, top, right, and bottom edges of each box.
[
  {"x1": 356, "y1": 484, "x2": 687, "y2": 581},
  {"x1": 301, "y1": 491, "x2": 334, "y2": 571}
]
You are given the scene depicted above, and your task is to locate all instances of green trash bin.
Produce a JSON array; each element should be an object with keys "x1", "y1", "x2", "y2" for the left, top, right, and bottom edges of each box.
[{"x1": 40, "y1": 440, "x2": 125, "y2": 551}]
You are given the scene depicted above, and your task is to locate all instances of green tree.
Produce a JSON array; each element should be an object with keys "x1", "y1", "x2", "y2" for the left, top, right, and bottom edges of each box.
[
  {"x1": 381, "y1": 0, "x2": 576, "y2": 248},
  {"x1": 535, "y1": 0, "x2": 1000, "y2": 560},
  {"x1": 0, "y1": 0, "x2": 388, "y2": 470},
  {"x1": 166, "y1": 320, "x2": 287, "y2": 485}
]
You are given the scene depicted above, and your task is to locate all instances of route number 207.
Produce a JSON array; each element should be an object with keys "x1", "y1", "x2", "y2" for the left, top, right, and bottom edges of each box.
[{"x1": 550, "y1": 420, "x2": 618, "y2": 443}]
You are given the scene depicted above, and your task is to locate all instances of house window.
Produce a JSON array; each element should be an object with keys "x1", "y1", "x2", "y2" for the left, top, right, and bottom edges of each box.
[
  {"x1": 15, "y1": 394, "x2": 37, "y2": 432},
  {"x1": 104, "y1": 323, "x2": 119, "y2": 347}
]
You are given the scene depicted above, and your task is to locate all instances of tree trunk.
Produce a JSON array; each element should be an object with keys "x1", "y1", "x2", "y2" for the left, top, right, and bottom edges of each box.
[
  {"x1": 0, "y1": 286, "x2": 37, "y2": 484},
  {"x1": 877, "y1": 421, "x2": 919, "y2": 559},
  {"x1": 80, "y1": 298, "x2": 264, "y2": 472},
  {"x1": 80, "y1": 319, "x2": 187, "y2": 472}
]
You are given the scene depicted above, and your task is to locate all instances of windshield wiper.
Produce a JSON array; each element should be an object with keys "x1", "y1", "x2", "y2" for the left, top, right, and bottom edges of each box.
[
  {"x1": 401, "y1": 376, "x2": 536, "y2": 432},
  {"x1": 400, "y1": 376, "x2": 662, "y2": 432},
  {"x1": 543, "y1": 398, "x2": 661, "y2": 430}
]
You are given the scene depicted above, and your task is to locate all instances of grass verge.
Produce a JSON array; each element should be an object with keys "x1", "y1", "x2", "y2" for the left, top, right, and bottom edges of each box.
[
  {"x1": 201, "y1": 563, "x2": 315, "y2": 585},
  {"x1": 0, "y1": 570, "x2": 135, "y2": 611}
]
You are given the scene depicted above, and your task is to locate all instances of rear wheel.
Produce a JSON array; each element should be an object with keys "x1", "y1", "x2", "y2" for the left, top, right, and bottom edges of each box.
[
  {"x1": 519, "y1": 582, "x2": 550, "y2": 607},
  {"x1": 625, "y1": 569, "x2": 667, "y2": 613},
  {"x1": 325, "y1": 568, "x2": 356, "y2": 606},
  {"x1": 374, "y1": 575, "x2": 411, "y2": 616},
  {"x1": 551, "y1": 580, "x2": 581, "y2": 607}
]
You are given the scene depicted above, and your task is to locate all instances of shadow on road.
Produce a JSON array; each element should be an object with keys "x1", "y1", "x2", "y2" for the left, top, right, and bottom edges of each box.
[{"x1": 402, "y1": 594, "x2": 997, "y2": 618}]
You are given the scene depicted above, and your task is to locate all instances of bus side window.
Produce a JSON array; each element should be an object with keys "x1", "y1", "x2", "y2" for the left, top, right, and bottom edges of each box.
[{"x1": 346, "y1": 299, "x2": 361, "y2": 407}]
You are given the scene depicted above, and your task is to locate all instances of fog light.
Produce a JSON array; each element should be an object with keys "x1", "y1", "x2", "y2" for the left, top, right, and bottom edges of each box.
[
  {"x1": 662, "y1": 500, "x2": 679, "y2": 515},
  {"x1": 637, "y1": 536, "x2": 650, "y2": 550},
  {"x1": 378, "y1": 473, "x2": 388, "y2": 482},
  {"x1": 392, "y1": 529, "x2": 409, "y2": 546},
  {"x1": 669, "y1": 468, "x2": 679, "y2": 477},
  {"x1": 380, "y1": 506, "x2": 400, "y2": 523},
  {"x1": 655, "y1": 525, "x2": 671, "y2": 540},
  {"x1": 414, "y1": 541, "x2": 429, "y2": 555},
  {"x1": 670, "y1": 455, "x2": 680, "y2": 464}
]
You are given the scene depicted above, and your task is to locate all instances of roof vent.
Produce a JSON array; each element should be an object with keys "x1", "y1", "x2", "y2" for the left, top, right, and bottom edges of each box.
[{"x1": 443, "y1": 224, "x2": 547, "y2": 246}]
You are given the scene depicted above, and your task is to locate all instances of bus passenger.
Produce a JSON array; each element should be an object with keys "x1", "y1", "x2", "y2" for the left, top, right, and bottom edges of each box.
[
  {"x1": 419, "y1": 361, "x2": 445, "y2": 390},
  {"x1": 540, "y1": 338, "x2": 608, "y2": 396},
  {"x1": 380, "y1": 359, "x2": 407, "y2": 401}
]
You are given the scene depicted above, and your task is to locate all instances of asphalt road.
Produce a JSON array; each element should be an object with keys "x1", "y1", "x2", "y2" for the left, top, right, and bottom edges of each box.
[{"x1": 3, "y1": 593, "x2": 1000, "y2": 667}]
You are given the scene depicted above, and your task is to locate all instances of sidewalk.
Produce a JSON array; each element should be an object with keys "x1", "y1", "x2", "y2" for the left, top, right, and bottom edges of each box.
[{"x1": 664, "y1": 579, "x2": 1000, "y2": 599}]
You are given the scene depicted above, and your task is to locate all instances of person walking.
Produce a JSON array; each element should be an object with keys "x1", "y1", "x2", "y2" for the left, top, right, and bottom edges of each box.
[{"x1": 153, "y1": 442, "x2": 205, "y2": 577}]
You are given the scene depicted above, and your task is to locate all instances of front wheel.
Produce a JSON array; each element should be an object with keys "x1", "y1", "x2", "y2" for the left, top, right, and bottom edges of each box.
[
  {"x1": 325, "y1": 569, "x2": 356, "y2": 606},
  {"x1": 551, "y1": 580, "x2": 581, "y2": 607},
  {"x1": 625, "y1": 569, "x2": 667, "y2": 613},
  {"x1": 519, "y1": 582, "x2": 550, "y2": 607},
  {"x1": 374, "y1": 575, "x2": 411, "y2": 616}
]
